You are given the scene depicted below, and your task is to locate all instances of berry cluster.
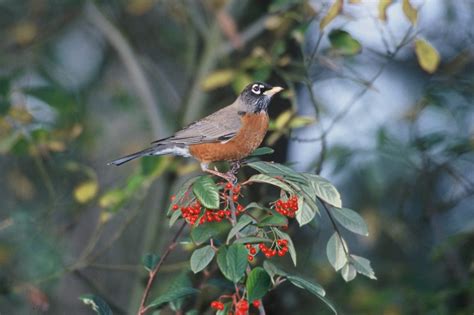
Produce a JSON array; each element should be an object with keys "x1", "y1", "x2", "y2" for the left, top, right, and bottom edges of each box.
[
  {"x1": 173, "y1": 201, "x2": 201, "y2": 225},
  {"x1": 210, "y1": 300, "x2": 224, "y2": 311},
  {"x1": 274, "y1": 196, "x2": 299, "y2": 217},
  {"x1": 246, "y1": 239, "x2": 289, "y2": 261},
  {"x1": 172, "y1": 200, "x2": 233, "y2": 225},
  {"x1": 210, "y1": 297, "x2": 261, "y2": 314}
]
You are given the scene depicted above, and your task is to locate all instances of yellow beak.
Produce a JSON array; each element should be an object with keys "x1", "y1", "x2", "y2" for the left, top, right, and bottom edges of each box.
[{"x1": 263, "y1": 86, "x2": 284, "y2": 96}]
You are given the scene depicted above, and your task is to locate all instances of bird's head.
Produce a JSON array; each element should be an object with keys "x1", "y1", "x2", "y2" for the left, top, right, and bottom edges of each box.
[{"x1": 238, "y1": 82, "x2": 283, "y2": 113}]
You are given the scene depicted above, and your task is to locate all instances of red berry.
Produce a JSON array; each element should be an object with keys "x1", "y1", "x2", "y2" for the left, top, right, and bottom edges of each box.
[
  {"x1": 232, "y1": 195, "x2": 239, "y2": 202},
  {"x1": 172, "y1": 204, "x2": 179, "y2": 210},
  {"x1": 264, "y1": 252, "x2": 272, "y2": 258},
  {"x1": 211, "y1": 301, "x2": 219, "y2": 309},
  {"x1": 170, "y1": 195, "x2": 176, "y2": 201},
  {"x1": 278, "y1": 250, "x2": 285, "y2": 256},
  {"x1": 252, "y1": 300, "x2": 261, "y2": 308},
  {"x1": 258, "y1": 243, "x2": 265, "y2": 250},
  {"x1": 249, "y1": 247, "x2": 256, "y2": 255},
  {"x1": 226, "y1": 183, "x2": 233, "y2": 189},
  {"x1": 247, "y1": 255, "x2": 254, "y2": 262},
  {"x1": 237, "y1": 204, "x2": 244, "y2": 212},
  {"x1": 237, "y1": 299, "x2": 249, "y2": 310}
]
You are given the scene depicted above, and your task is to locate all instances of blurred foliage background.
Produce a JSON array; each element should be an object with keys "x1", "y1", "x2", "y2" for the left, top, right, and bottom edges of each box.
[{"x1": 0, "y1": 0, "x2": 473, "y2": 314}]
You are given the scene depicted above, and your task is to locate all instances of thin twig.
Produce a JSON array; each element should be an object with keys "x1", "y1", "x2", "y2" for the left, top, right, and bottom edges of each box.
[{"x1": 138, "y1": 221, "x2": 187, "y2": 315}]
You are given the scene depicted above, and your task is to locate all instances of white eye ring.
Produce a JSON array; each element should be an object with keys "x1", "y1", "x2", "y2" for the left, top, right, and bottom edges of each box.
[{"x1": 251, "y1": 84, "x2": 261, "y2": 94}]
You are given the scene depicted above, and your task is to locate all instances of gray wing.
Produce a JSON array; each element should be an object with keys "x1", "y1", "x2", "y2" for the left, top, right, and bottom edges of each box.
[{"x1": 152, "y1": 104, "x2": 242, "y2": 145}]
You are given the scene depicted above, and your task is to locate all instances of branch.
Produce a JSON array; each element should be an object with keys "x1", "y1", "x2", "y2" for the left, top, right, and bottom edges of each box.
[
  {"x1": 138, "y1": 221, "x2": 187, "y2": 315},
  {"x1": 84, "y1": 1, "x2": 166, "y2": 138}
]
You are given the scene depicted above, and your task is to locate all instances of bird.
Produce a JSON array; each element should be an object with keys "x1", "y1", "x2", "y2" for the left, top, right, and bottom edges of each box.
[{"x1": 109, "y1": 82, "x2": 283, "y2": 181}]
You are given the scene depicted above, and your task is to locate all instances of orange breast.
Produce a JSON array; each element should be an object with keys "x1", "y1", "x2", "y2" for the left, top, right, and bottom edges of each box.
[{"x1": 189, "y1": 112, "x2": 269, "y2": 163}]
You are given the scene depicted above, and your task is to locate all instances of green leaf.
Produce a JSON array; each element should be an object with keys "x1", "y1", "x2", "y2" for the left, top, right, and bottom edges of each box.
[
  {"x1": 341, "y1": 263, "x2": 357, "y2": 282},
  {"x1": 191, "y1": 222, "x2": 226, "y2": 245},
  {"x1": 328, "y1": 29, "x2": 362, "y2": 56},
  {"x1": 217, "y1": 244, "x2": 248, "y2": 283},
  {"x1": 249, "y1": 147, "x2": 274, "y2": 157},
  {"x1": 169, "y1": 273, "x2": 194, "y2": 311},
  {"x1": 246, "y1": 267, "x2": 271, "y2": 302},
  {"x1": 0, "y1": 99, "x2": 10, "y2": 115},
  {"x1": 415, "y1": 38, "x2": 440, "y2": 74},
  {"x1": 227, "y1": 214, "x2": 255, "y2": 243},
  {"x1": 147, "y1": 287, "x2": 198, "y2": 309},
  {"x1": 79, "y1": 294, "x2": 113, "y2": 315},
  {"x1": 287, "y1": 275, "x2": 325, "y2": 297},
  {"x1": 142, "y1": 253, "x2": 160, "y2": 272},
  {"x1": 25, "y1": 86, "x2": 76, "y2": 114},
  {"x1": 141, "y1": 156, "x2": 169, "y2": 177},
  {"x1": 193, "y1": 176, "x2": 220, "y2": 209},
  {"x1": 303, "y1": 174, "x2": 342, "y2": 208},
  {"x1": 320, "y1": 0, "x2": 343, "y2": 30},
  {"x1": 263, "y1": 260, "x2": 287, "y2": 279},
  {"x1": 326, "y1": 232, "x2": 347, "y2": 271},
  {"x1": 350, "y1": 254, "x2": 377, "y2": 280},
  {"x1": 168, "y1": 177, "x2": 199, "y2": 214},
  {"x1": 246, "y1": 174, "x2": 295, "y2": 193},
  {"x1": 273, "y1": 229, "x2": 297, "y2": 266},
  {"x1": 190, "y1": 245, "x2": 215, "y2": 273},
  {"x1": 258, "y1": 213, "x2": 288, "y2": 227},
  {"x1": 295, "y1": 199, "x2": 316, "y2": 227},
  {"x1": 233, "y1": 237, "x2": 272, "y2": 244},
  {"x1": 247, "y1": 161, "x2": 306, "y2": 183},
  {"x1": 331, "y1": 207, "x2": 369, "y2": 236},
  {"x1": 169, "y1": 209, "x2": 182, "y2": 227}
]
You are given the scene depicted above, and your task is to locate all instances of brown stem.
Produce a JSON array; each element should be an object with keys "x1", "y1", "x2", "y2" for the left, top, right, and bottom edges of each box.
[{"x1": 138, "y1": 221, "x2": 187, "y2": 315}]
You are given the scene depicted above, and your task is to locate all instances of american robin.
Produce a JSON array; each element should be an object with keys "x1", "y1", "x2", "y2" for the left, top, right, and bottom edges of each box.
[{"x1": 109, "y1": 82, "x2": 283, "y2": 181}]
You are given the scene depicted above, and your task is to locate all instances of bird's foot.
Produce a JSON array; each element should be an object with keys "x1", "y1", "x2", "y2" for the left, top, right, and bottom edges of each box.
[
  {"x1": 204, "y1": 168, "x2": 237, "y2": 184},
  {"x1": 229, "y1": 160, "x2": 242, "y2": 175}
]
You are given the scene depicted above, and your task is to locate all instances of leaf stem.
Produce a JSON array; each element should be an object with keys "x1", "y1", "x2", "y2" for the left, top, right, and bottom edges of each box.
[{"x1": 319, "y1": 200, "x2": 350, "y2": 257}]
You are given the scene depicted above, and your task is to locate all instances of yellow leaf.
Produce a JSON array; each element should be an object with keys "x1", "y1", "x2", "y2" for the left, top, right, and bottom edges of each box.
[
  {"x1": 74, "y1": 180, "x2": 98, "y2": 204},
  {"x1": 289, "y1": 116, "x2": 316, "y2": 129},
  {"x1": 201, "y1": 69, "x2": 235, "y2": 91},
  {"x1": 320, "y1": 0, "x2": 343, "y2": 30},
  {"x1": 99, "y1": 189, "x2": 124, "y2": 208},
  {"x1": 47, "y1": 141, "x2": 65, "y2": 152},
  {"x1": 274, "y1": 110, "x2": 293, "y2": 130},
  {"x1": 126, "y1": 0, "x2": 156, "y2": 16},
  {"x1": 232, "y1": 72, "x2": 253, "y2": 95},
  {"x1": 402, "y1": 0, "x2": 418, "y2": 25},
  {"x1": 378, "y1": 0, "x2": 393, "y2": 21},
  {"x1": 264, "y1": 15, "x2": 282, "y2": 30},
  {"x1": 99, "y1": 212, "x2": 113, "y2": 224},
  {"x1": 12, "y1": 21, "x2": 37, "y2": 45},
  {"x1": 415, "y1": 39, "x2": 440, "y2": 74}
]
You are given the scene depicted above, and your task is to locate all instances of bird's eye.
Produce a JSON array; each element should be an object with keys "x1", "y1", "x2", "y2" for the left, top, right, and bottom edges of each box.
[{"x1": 251, "y1": 84, "x2": 261, "y2": 95}]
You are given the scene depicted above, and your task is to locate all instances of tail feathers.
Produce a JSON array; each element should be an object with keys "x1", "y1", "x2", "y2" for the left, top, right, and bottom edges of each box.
[
  {"x1": 108, "y1": 144, "x2": 191, "y2": 166},
  {"x1": 108, "y1": 147, "x2": 157, "y2": 166}
]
